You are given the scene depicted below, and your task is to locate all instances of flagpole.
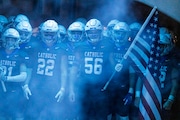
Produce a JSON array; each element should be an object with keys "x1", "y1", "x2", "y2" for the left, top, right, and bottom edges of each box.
[
  {"x1": 101, "y1": 6, "x2": 158, "y2": 91},
  {"x1": 0, "y1": 67, "x2": 7, "y2": 92},
  {"x1": 1, "y1": 81, "x2": 6, "y2": 92},
  {"x1": 124, "y1": 6, "x2": 157, "y2": 59}
]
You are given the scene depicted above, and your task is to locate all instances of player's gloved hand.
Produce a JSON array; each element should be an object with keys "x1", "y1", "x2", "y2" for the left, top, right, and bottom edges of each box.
[
  {"x1": 0, "y1": 74, "x2": 7, "y2": 82},
  {"x1": 22, "y1": 84, "x2": 32, "y2": 100},
  {"x1": 55, "y1": 88, "x2": 65, "y2": 102},
  {"x1": 163, "y1": 99, "x2": 173, "y2": 110},
  {"x1": 69, "y1": 90, "x2": 75, "y2": 102},
  {"x1": 123, "y1": 93, "x2": 133, "y2": 105},
  {"x1": 115, "y1": 63, "x2": 123, "y2": 72}
]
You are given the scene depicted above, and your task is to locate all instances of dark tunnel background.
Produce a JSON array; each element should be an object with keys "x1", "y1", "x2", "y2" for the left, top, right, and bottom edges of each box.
[{"x1": 0, "y1": 0, "x2": 179, "y2": 45}]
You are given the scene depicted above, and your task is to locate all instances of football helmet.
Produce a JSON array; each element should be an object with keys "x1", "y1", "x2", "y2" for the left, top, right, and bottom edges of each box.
[
  {"x1": 16, "y1": 21, "x2": 32, "y2": 43},
  {"x1": 58, "y1": 24, "x2": 66, "y2": 42},
  {"x1": 41, "y1": 20, "x2": 59, "y2": 44},
  {"x1": 159, "y1": 33, "x2": 174, "y2": 56},
  {"x1": 130, "y1": 22, "x2": 142, "y2": 40},
  {"x1": 15, "y1": 14, "x2": 29, "y2": 23},
  {"x1": 85, "y1": 19, "x2": 103, "y2": 44},
  {"x1": 107, "y1": 19, "x2": 119, "y2": 37},
  {"x1": 112, "y1": 22, "x2": 130, "y2": 44},
  {"x1": 68, "y1": 21, "x2": 84, "y2": 42},
  {"x1": 0, "y1": 15, "x2": 8, "y2": 26},
  {"x1": 2, "y1": 28, "x2": 20, "y2": 50}
]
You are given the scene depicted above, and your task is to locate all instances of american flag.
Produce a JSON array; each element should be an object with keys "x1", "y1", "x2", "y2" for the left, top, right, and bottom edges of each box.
[{"x1": 124, "y1": 7, "x2": 162, "y2": 120}]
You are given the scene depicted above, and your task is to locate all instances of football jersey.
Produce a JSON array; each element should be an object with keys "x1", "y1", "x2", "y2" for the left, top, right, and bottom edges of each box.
[
  {"x1": 171, "y1": 49, "x2": 180, "y2": 99},
  {"x1": 0, "y1": 48, "x2": 29, "y2": 91},
  {"x1": 31, "y1": 40, "x2": 67, "y2": 90},
  {"x1": 109, "y1": 42, "x2": 131, "y2": 87},
  {"x1": 76, "y1": 40, "x2": 111, "y2": 84},
  {"x1": 65, "y1": 41, "x2": 86, "y2": 67},
  {"x1": 19, "y1": 36, "x2": 38, "y2": 68},
  {"x1": 159, "y1": 55, "x2": 174, "y2": 96}
]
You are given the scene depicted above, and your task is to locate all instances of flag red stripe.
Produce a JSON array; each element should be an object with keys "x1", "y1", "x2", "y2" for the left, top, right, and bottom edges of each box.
[
  {"x1": 141, "y1": 94, "x2": 156, "y2": 120},
  {"x1": 143, "y1": 78, "x2": 162, "y2": 113}
]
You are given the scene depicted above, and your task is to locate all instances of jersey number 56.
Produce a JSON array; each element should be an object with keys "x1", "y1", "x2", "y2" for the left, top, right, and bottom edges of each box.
[{"x1": 85, "y1": 57, "x2": 103, "y2": 75}]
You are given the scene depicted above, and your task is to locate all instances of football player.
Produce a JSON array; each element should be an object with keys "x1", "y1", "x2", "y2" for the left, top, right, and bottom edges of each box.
[
  {"x1": 0, "y1": 15, "x2": 8, "y2": 47},
  {"x1": 26, "y1": 20, "x2": 68, "y2": 119},
  {"x1": 129, "y1": 22, "x2": 142, "y2": 42},
  {"x1": 3, "y1": 14, "x2": 29, "y2": 31},
  {"x1": 57, "y1": 24, "x2": 67, "y2": 43},
  {"x1": 15, "y1": 20, "x2": 35, "y2": 100},
  {"x1": 158, "y1": 29, "x2": 179, "y2": 120},
  {"x1": 0, "y1": 28, "x2": 28, "y2": 120},
  {"x1": 61, "y1": 21, "x2": 85, "y2": 120},
  {"x1": 0, "y1": 15, "x2": 8, "y2": 26},
  {"x1": 106, "y1": 21, "x2": 136, "y2": 120},
  {"x1": 74, "y1": 18, "x2": 111, "y2": 120},
  {"x1": 105, "y1": 19, "x2": 120, "y2": 39}
]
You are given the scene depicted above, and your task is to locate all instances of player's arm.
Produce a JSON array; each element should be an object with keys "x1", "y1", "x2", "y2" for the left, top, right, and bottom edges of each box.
[
  {"x1": 129, "y1": 66, "x2": 136, "y2": 94},
  {"x1": 55, "y1": 54, "x2": 68, "y2": 102},
  {"x1": 163, "y1": 67, "x2": 179, "y2": 110},
  {"x1": 60, "y1": 55, "x2": 68, "y2": 91},
  {"x1": 23, "y1": 68, "x2": 32, "y2": 85},
  {"x1": 22, "y1": 67, "x2": 32, "y2": 99},
  {"x1": 134, "y1": 77, "x2": 143, "y2": 107},
  {"x1": 123, "y1": 66, "x2": 136, "y2": 105},
  {"x1": 69, "y1": 64, "x2": 78, "y2": 102},
  {"x1": 168, "y1": 67, "x2": 179, "y2": 101},
  {"x1": 5, "y1": 63, "x2": 27, "y2": 82}
]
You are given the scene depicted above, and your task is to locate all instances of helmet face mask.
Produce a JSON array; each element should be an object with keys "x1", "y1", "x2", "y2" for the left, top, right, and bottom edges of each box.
[
  {"x1": 86, "y1": 30, "x2": 102, "y2": 43},
  {"x1": 159, "y1": 34, "x2": 174, "y2": 56},
  {"x1": 68, "y1": 21, "x2": 84, "y2": 42},
  {"x1": 112, "y1": 22, "x2": 130, "y2": 45},
  {"x1": 42, "y1": 31, "x2": 58, "y2": 44},
  {"x1": 16, "y1": 21, "x2": 32, "y2": 43},
  {"x1": 113, "y1": 30, "x2": 128, "y2": 43},
  {"x1": 18, "y1": 30, "x2": 31, "y2": 43},
  {"x1": 69, "y1": 31, "x2": 83, "y2": 42},
  {"x1": 2, "y1": 28, "x2": 20, "y2": 50},
  {"x1": 4, "y1": 37, "x2": 19, "y2": 50},
  {"x1": 85, "y1": 19, "x2": 102, "y2": 44},
  {"x1": 41, "y1": 20, "x2": 59, "y2": 45},
  {"x1": 58, "y1": 25, "x2": 66, "y2": 42}
]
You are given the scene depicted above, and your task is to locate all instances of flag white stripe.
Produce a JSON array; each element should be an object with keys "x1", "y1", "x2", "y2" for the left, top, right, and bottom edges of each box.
[
  {"x1": 145, "y1": 69, "x2": 162, "y2": 103},
  {"x1": 139, "y1": 100, "x2": 151, "y2": 120},
  {"x1": 142, "y1": 85, "x2": 162, "y2": 120},
  {"x1": 129, "y1": 52, "x2": 146, "y2": 73},
  {"x1": 136, "y1": 37, "x2": 151, "y2": 51},
  {"x1": 132, "y1": 44, "x2": 149, "y2": 64}
]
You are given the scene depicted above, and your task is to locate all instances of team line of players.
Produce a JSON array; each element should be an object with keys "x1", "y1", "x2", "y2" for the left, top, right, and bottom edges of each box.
[{"x1": 0, "y1": 14, "x2": 179, "y2": 120}]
